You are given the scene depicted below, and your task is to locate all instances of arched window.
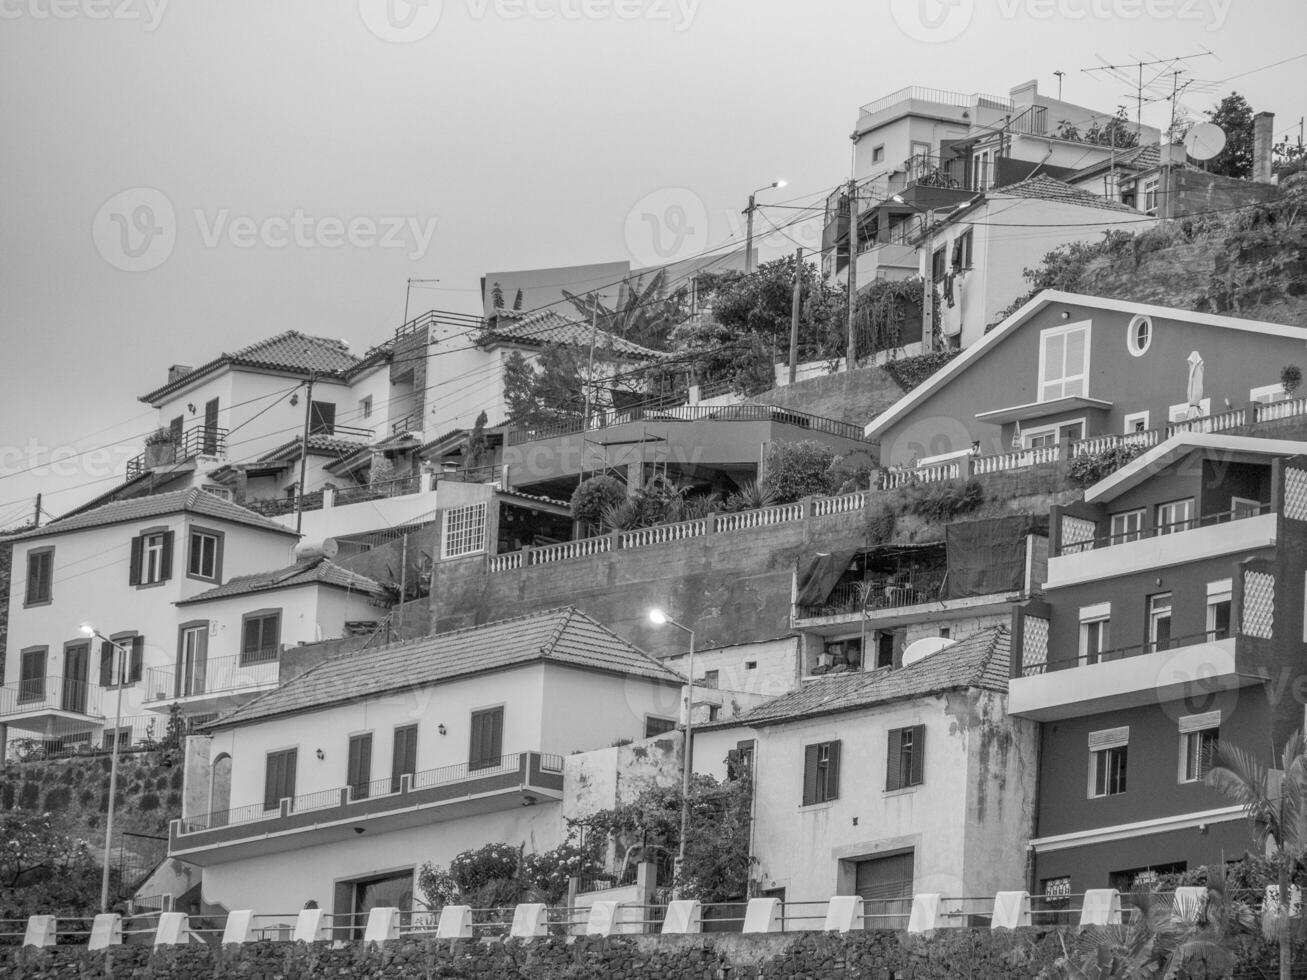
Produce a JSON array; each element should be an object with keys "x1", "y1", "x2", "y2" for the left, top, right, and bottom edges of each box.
[{"x1": 1127, "y1": 315, "x2": 1152, "y2": 357}]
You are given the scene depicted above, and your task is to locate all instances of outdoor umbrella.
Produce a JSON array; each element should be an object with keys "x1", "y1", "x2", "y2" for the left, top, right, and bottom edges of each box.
[{"x1": 1186, "y1": 350, "x2": 1205, "y2": 420}]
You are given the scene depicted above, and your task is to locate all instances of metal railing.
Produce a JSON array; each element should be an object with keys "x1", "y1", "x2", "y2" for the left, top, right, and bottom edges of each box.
[
  {"x1": 332, "y1": 475, "x2": 421, "y2": 507},
  {"x1": 796, "y1": 568, "x2": 948, "y2": 620},
  {"x1": 0, "y1": 676, "x2": 102, "y2": 719},
  {"x1": 858, "y1": 86, "x2": 1013, "y2": 119},
  {"x1": 1019, "y1": 629, "x2": 1232, "y2": 678},
  {"x1": 143, "y1": 654, "x2": 279, "y2": 704},
  {"x1": 126, "y1": 425, "x2": 230, "y2": 479},
  {"x1": 1056, "y1": 503, "x2": 1271, "y2": 556}
]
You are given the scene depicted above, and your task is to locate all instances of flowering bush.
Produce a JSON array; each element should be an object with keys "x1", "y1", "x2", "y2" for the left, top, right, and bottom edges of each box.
[
  {"x1": 523, "y1": 840, "x2": 601, "y2": 903},
  {"x1": 450, "y1": 842, "x2": 521, "y2": 895}
]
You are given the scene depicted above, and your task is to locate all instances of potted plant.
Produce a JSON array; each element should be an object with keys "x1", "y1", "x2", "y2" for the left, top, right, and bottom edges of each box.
[
  {"x1": 143, "y1": 428, "x2": 177, "y2": 469},
  {"x1": 1282, "y1": 364, "x2": 1302, "y2": 398}
]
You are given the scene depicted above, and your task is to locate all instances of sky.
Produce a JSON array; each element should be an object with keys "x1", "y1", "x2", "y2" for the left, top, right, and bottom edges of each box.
[{"x1": 1, "y1": 0, "x2": 1304, "y2": 521}]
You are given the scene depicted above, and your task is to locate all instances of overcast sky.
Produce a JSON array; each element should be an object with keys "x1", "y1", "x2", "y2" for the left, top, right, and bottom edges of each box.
[{"x1": 1, "y1": 0, "x2": 1304, "y2": 519}]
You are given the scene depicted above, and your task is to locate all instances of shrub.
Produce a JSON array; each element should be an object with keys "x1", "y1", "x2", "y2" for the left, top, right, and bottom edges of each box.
[
  {"x1": 722, "y1": 480, "x2": 777, "y2": 513},
  {"x1": 449, "y1": 842, "x2": 521, "y2": 895},
  {"x1": 522, "y1": 841, "x2": 601, "y2": 904},
  {"x1": 902, "y1": 478, "x2": 986, "y2": 523},
  {"x1": 139, "y1": 793, "x2": 160, "y2": 812},
  {"x1": 761, "y1": 441, "x2": 838, "y2": 503},
  {"x1": 865, "y1": 503, "x2": 896, "y2": 544},
  {"x1": 570, "y1": 475, "x2": 626, "y2": 529},
  {"x1": 1282, "y1": 363, "x2": 1302, "y2": 395},
  {"x1": 882, "y1": 348, "x2": 963, "y2": 392},
  {"x1": 1066, "y1": 443, "x2": 1147, "y2": 488}
]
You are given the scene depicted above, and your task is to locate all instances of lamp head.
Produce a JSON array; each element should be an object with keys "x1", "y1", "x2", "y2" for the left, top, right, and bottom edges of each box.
[
  {"x1": 890, "y1": 194, "x2": 907, "y2": 205},
  {"x1": 648, "y1": 609, "x2": 669, "y2": 626},
  {"x1": 773, "y1": 180, "x2": 787, "y2": 189},
  {"x1": 79, "y1": 623, "x2": 96, "y2": 638}
]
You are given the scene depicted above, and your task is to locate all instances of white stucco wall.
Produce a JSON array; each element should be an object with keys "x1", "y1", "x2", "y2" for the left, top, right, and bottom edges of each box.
[{"x1": 662, "y1": 636, "x2": 799, "y2": 704}]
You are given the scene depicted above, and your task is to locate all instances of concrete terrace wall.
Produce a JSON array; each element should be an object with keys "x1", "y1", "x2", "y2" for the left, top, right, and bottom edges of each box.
[{"x1": 748, "y1": 363, "x2": 905, "y2": 427}]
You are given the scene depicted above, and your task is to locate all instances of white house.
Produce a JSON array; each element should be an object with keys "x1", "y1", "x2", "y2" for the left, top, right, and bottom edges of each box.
[
  {"x1": 693, "y1": 628, "x2": 1037, "y2": 922},
  {"x1": 0, "y1": 489, "x2": 300, "y2": 755},
  {"x1": 169, "y1": 606, "x2": 684, "y2": 924}
]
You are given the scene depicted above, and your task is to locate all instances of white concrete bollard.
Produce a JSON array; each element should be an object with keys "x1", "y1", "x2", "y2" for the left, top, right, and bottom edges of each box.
[
  {"x1": 586, "y1": 900, "x2": 625, "y2": 937},
  {"x1": 991, "y1": 891, "x2": 1031, "y2": 929},
  {"x1": 1079, "y1": 889, "x2": 1122, "y2": 926},
  {"x1": 509, "y1": 903, "x2": 548, "y2": 939},
  {"x1": 661, "y1": 900, "x2": 701, "y2": 934},
  {"x1": 1174, "y1": 886, "x2": 1207, "y2": 923},
  {"x1": 88, "y1": 913, "x2": 123, "y2": 950},
  {"x1": 742, "y1": 897, "x2": 783, "y2": 934},
  {"x1": 24, "y1": 915, "x2": 56, "y2": 948},
  {"x1": 154, "y1": 912, "x2": 191, "y2": 946},
  {"x1": 436, "y1": 905, "x2": 474, "y2": 940},
  {"x1": 221, "y1": 910, "x2": 255, "y2": 944},
  {"x1": 364, "y1": 906, "x2": 400, "y2": 943},
  {"x1": 907, "y1": 894, "x2": 942, "y2": 933},
  {"x1": 293, "y1": 907, "x2": 325, "y2": 943},
  {"x1": 824, "y1": 896, "x2": 863, "y2": 932}
]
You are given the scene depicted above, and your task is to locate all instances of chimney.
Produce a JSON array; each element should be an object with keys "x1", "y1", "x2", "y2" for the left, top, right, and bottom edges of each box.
[
  {"x1": 1253, "y1": 111, "x2": 1275, "y2": 184},
  {"x1": 167, "y1": 364, "x2": 192, "y2": 383},
  {"x1": 1009, "y1": 79, "x2": 1039, "y2": 107}
]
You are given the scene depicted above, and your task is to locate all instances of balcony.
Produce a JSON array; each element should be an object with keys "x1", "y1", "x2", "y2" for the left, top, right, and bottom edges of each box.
[
  {"x1": 0, "y1": 677, "x2": 104, "y2": 733},
  {"x1": 1009, "y1": 630, "x2": 1249, "y2": 721},
  {"x1": 169, "y1": 751, "x2": 564, "y2": 866},
  {"x1": 143, "y1": 653, "x2": 280, "y2": 715},
  {"x1": 125, "y1": 424, "x2": 229, "y2": 480},
  {"x1": 796, "y1": 568, "x2": 947, "y2": 622}
]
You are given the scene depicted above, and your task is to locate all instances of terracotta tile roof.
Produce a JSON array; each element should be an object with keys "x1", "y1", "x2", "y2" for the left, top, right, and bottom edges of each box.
[
  {"x1": 993, "y1": 174, "x2": 1139, "y2": 213},
  {"x1": 206, "y1": 607, "x2": 681, "y2": 730},
  {"x1": 257, "y1": 434, "x2": 372, "y2": 462},
  {"x1": 709, "y1": 628, "x2": 1010, "y2": 729},
  {"x1": 140, "y1": 331, "x2": 361, "y2": 404},
  {"x1": 178, "y1": 556, "x2": 387, "y2": 605},
  {"x1": 8, "y1": 488, "x2": 300, "y2": 541},
  {"x1": 1068, "y1": 143, "x2": 1164, "y2": 180},
  {"x1": 483, "y1": 309, "x2": 659, "y2": 358}
]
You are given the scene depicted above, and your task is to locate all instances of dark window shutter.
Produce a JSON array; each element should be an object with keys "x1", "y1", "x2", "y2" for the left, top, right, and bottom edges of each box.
[
  {"x1": 128, "y1": 536, "x2": 143, "y2": 586},
  {"x1": 886, "y1": 728, "x2": 903, "y2": 792},
  {"x1": 348, "y1": 734, "x2": 373, "y2": 798},
  {"x1": 391, "y1": 725, "x2": 417, "y2": 791},
  {"x1": 910, "y1": 725, "x2": 926, "y2": 786},
  {"x1": 129, "y1": 637, "x2": 144, "y2": 683},
  {"x1": 263, "y1": 755, "x2": 279, "y2": 810},
  {"x1": 99, "y1": 641, "x2": 115, "y2": 687},
  {"x1": 802, "y1": 743, "x2": 820, "y2": 805},
  {"x1": 827, "y1": 740, "x2": 842, "y2": 800},
  {"x1": 488, "y1": 708, "x2": 503, "y2": 761},
  {"x1": 160, "y1": 531, "x2": 174, "y2": 581}
]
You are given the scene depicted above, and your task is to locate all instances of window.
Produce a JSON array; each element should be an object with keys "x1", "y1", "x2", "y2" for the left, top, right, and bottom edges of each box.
[
  {"x1": 745, "y1": 660, "x2": 757, "y2": 670},
  {"x1": 1126, "y1": 315, "x2": 1152, "y2": 356},
  {"x1": 1023, "y1": 419, "x2": 1085, "y2": 450},
  {"x1": 186, "y1": 528, "x2": 223, "y2": 582},
  {"x1": 871, "y1": 144, "x2": 885, "y2": 163},
  {"x1": 176, "y1": 623, "x2": 208, "y2": 698},
  {"x1": 1230, "y1": 496, "x2": 1262, "y2": 519},
  {"x1": 1148, "y1": 593, "x2": 1173, "y2": 652},
  {"x1": 24, "y1": 547, "x2": 53, "y2": 606},
  {"x1": 347, "y1": 733, "x2": 373, "y2": 800},
  {"x1": 1123, "y1": 411, "x2": 1150, "y2": 434},
  {"x1": 1206, "y1": 580, "x2": 1232, "y2": 640},
  {"x1": 1179, "y1": 712, "x2": 1220, "y2": 783},
  {"x1": 240, "y1": 611, "x2": 281, "y2": 665},
  {"x1": 1109, "y1": 863, "x2": 1185, "y2": 893},
  {"x1": 702, "y1": 669, "x2": 720, "y2": 689},
  {"x1": 308, "y1": 400, "x2": 336, "y2": 435},
  {"x1": 731, "y1": 739, "x2": 755, "y2": 780},
  {"x1": 931, "y1": 246, "x2": 947, "y2": 282},
  {"x1": 1089, "y1": 727, "x2": 1129, "y2": 797},
  {"x1": 1142, "y1": 177, "x2": 1159, "y2": 214},
  {"x1": 390, "y1": 724, "x2": 418, "y2": 793},
  {"x1": 359, "y1": 395, "x2": 373, "y2": 420},
  {"x1": 103, "y1": 728, "x2": 132, "y2": 752},
  {"x1": 201, "y1": 485, "x2": 232, "y2": 502},
  {"x1": 1079, "y1": 604, "x2": 1111, "y2": 664},
  {"x1": 18, "y1": 647, "x2": 46, "y2": 703},
  {"x1": 644, "y1": 716, "x2": 676, "y2": 738},
  {"x1": 802, "y1": 739, "x2": 841, "y2": 805},
  {"x1": 874, "y1": 632, "x2": 896, "y2": 670},
  {"x1": 910, "y1": 140, "x2": 931, "y2": 162},
  {"x1": 1038, "y1": 323, "x2": 1090, "y2": 402},
  {"x1": 886, "y1": 725, "x2": 925, "y2": 790},
  {"x1": 263, "y1": 748, "x2": 298, "y2": 811},
  {"x1": 442, "y1": 503, "x2": 487, "y2": 558},
  {"x1": 1250, "y1": 382, "x2": 1292, "y2": 405},
  {"x1": 1109, "y1": 509, "x2": 1144, "y2": 544},
  {"x1": 99, "y1": 636, "x2": 143, "y2": 688},
  {"x1": 951, "y1": 230, "x2": 973, "y2": 271},
  {"x1": 469, "y1": 707, "x2": 504, "y2": 771},
  {"x1": 1155, "y1": 499, "x2": 1194, "y2": 534},
  {"x1": 1168, "y1": 399, "x2": 1211, "y2": 422},
  {"x1": 129, "y1": 529, "x2": 174, "y2": 586}
]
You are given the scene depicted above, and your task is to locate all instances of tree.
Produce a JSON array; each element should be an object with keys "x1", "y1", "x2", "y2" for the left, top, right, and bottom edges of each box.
[
  {"x1": 1206, "y1": 92, "x2": 1256, "y2": 179},
  {"x1": 570, "y1": 475, "x2": 627, "y2": 530},
  {"x1": 466, "y1": 411, "x2": 491, "y2": 475},
  {"x1": 761, "y1": 441, "x2": 839, "y2": 503},
  {"x1": 0, "y1": 810, "x2": 104, "y2": 919},
  {"x1": 502, "y1": 345, "x2": 588, "y2": 425},
  {"x1": 1206, "y1": 731, "x2": 1307, "y2": 980},
  {"x1": 562, "y1": 269, "x2": 692, "y2": 351}
]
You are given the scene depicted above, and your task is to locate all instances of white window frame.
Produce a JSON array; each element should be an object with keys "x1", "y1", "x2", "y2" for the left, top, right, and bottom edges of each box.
[
  {"x1": 1148, "y1": 592, "x2": 1173, "y2": 651},
  {"x1": 1088, "y1": 726, "x2": 1129, "y2": 798},
  {"x1": 1123, "y1": 411, "x2": 1150, "y2": 434},
  {"x1": 1206, "y1": 579, "x2": 1232, "y2": 641},
  {"x1": 1168, "y1": 398, "x2": 1211, "y2": 422},
  {"x1": 188, "y1": 529, "x2": 220, "y2": 581},
  {"x1": 1250, "y1": 382, "x2": 1291, "y2": 405},
  {"x1": 1230, "y1": 496, "x2": 1261, "y2": 518},
  {"x1": 1155, "y1": 498, "x2": 1194, "y2": 534},
  {"x1": 1079, "y1": 603, "x2": 1111, "y2": 665},
  {"x1": 1037, "y1": 322, "x2": 1091, "y2": 403},
  {"x1": 1126, "y1": 315, "x2": 1152, "y2": 357},
  {"x1": 141, "y1": 532, "x2": 167, "y2": 585},
  {"x1": 1142, "y1": 177, "x2": 1160, "y2": 214},
  {"x1": 359, "y1": 395, "x2": 374, "y2": 419},
  {"x1": 441, "y1": 502, "x2": 488, "y2": 559},
  {"x1": 871, "y1": 144, "x2": 885, "y2": 163},
  {"x1": 1109, "y1": 509, "x2": 1144, "y2": 544},
  {"x1": 1178, "y1": 712, "x2": 1220, "y2": 783},
  {"x1": 1023, "y1": 418, "x2": 1087, "y2": 450}
]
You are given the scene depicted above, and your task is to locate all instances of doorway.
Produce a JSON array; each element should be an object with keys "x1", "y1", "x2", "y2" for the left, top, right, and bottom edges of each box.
[
  {"x1": 854, "y1": 851, "x2": 914, "y2": 929},
  {"x1": 178, "y1": 624, "x2": 208, "y2": 698},
  {"x1": 62, "y1": 642, "x2": 89, "y2": 714}
]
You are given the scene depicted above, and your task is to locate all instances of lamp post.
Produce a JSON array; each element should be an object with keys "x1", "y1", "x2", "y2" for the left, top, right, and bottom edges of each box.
[
  {"x1": 81, "y1": 624, "x2": 129, "y2": 914},
  {"x1": 648, "y1": 608, "x2": 695, "y2": 894},
  {"x1": 743, "y1": 180, "x2": 787, "y2": 275},
  {"x1": 888, "y1": 194, "x2": 975, "y2": 352}
]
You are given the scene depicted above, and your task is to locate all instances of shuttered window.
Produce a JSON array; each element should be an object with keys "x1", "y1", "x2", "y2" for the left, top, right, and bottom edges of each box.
[
  {"x1": 886, "y1": 725, "x2": 926, "y2": 791},
  {"x1": 348, "y1": 734, "x2": 373, "y2": 800},
  {"x1": 801, "y1": 740, "x2": 841, "y2": 805},
  {"x1": 469, "y1": 707, "x2": 504, "y2": 771},
  {"x1": 129, "y1": 530, "x2": 174, "y2": 586},
  {"x1": 18, "y1": 648, "x2": 46, "y2": 702},
  {"x1": 24, "y1": 548, "x2": 53, "y2": 605},
  {"x1": 390, "y1": 724, "x2": 418, "y2": 793},
  {"x1": 309, "y1": 401, "x2": 336, "y2": 435},
  {"x1": 241, "y1": 612, "x2": 281, "y2": 665},
  {"x1": 264, "y1": 748, "x2": 298, "y2": 811},
  {"x1": 99, "y1": 637, "x2": 144, "y2": 688}
]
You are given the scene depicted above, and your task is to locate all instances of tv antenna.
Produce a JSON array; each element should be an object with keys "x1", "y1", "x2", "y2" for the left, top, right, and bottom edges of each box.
[{"x1": 1082, "y1": 51, "x2": 1214, "y2": 135}]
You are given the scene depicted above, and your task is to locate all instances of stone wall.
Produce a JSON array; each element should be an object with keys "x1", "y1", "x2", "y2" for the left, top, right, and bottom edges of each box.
[{"x1": 1, "y1": 929, "x2": 1284, "y2": 979}]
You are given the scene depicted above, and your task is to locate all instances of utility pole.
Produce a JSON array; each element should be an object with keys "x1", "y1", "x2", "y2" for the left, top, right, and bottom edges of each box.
[
  {"x1": 788, "y1": 247, "x2": 803, "y2": 384},
  {"x1": 295, "y1": 373, "x2": 315, "y2": 536},
  {"x1": 33, "y1": 493, "x2": 41, "y2": 529},
  {"x1": 844, "y1": 178, "x2": 858, "y2": 371}
]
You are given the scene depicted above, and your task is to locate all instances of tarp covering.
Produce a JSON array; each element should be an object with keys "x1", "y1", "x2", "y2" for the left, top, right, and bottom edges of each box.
[
  {"x1": 944, "y1": 516, "x2": 1048, "y2": 600},
  {"x1": 795, "y1": 550, "x2": 857, "y2": 606}
]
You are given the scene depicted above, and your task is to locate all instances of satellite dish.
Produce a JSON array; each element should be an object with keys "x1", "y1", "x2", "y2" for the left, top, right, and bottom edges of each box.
[
  {"x1": 901, "y1": 636, "x2": 956, "y2": 668},
  {"x1": 1184, "y1": 122, "x2": 1227, "y2": 162}
]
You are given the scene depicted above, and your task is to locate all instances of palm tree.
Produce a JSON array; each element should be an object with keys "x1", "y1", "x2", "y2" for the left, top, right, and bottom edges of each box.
[{"x1": 1206, "y1": 730, "x2": 1307, "y2": 980}]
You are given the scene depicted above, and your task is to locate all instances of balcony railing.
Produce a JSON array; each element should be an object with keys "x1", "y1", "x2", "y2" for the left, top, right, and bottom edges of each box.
[
  {"x1": 506, "y1": 404, "x2": 871, "y2": 447},
  {"x1": 858, "y1": 86, "x2": 1012, "y2": 120},
  {"x1": 1019, "y1": 629, "x2": 1231, "y2": 678},
  {"x1": 125, "y1": 424, "x2": 230, "y2": 479},
  {"x1": 0, "y1": 676, "x2": 102, "y2": 719},
  {"x1": 332, "y1": 475, "x2": 421, "y2": 506},
  {"x1": 797, "y1": 569, "x2": 948, "y2": 619},
  {"x1": 1056, "y1": 503, "x2": 1272, "y2": 557},
  {"x1": 143, "y1": 654, "x2": 279, "y2": 705}
]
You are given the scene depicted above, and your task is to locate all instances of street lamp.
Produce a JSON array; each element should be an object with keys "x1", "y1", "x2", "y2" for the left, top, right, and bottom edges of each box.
[
  {"x1": 888, "y1": 194, "x2": 975, "y2": 352},
  {"x1": 81, "y1": 623, "x2": 129, "y2": 914},
  {"x1": 744, "y1": 180, "x2": 787, "y2": 275},
  {"x1": 648, "y1": 608, "x2": 695, "y2": 895}
]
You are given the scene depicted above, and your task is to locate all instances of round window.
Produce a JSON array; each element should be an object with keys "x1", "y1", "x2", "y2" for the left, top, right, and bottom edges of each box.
[{"x1": 1127, "y1": 315, "x2": 1152, "y2": 356}]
